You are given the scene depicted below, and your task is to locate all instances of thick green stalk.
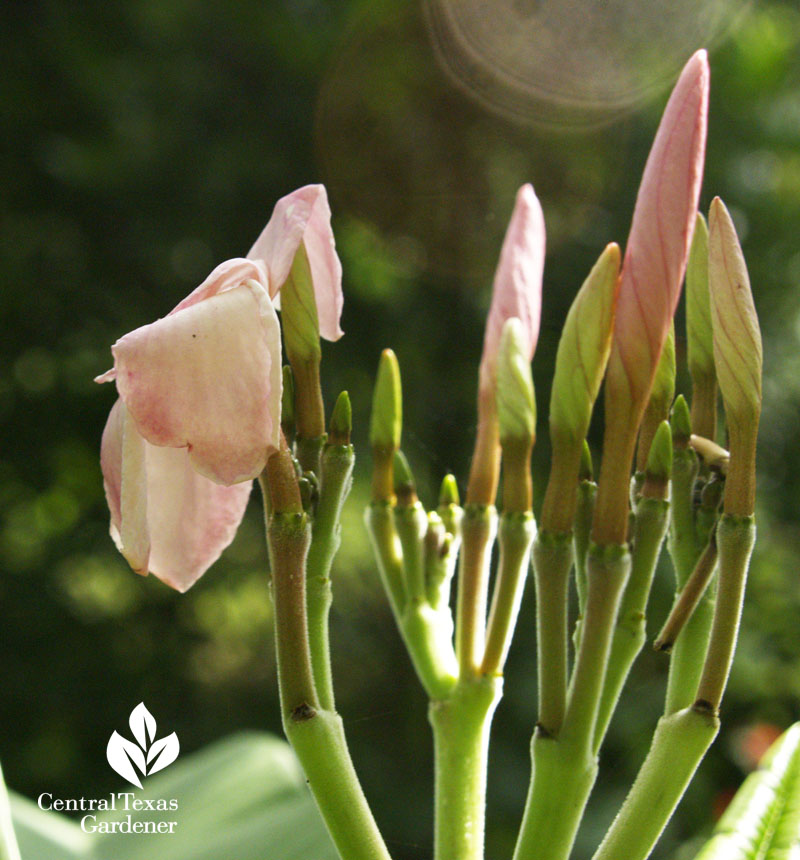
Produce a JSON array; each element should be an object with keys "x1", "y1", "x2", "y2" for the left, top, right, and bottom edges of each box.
[
  {"x1": 531, "y1": 531, "x2": 572, "y2": 735},
  {"x1": 0, "y1": 762, "x2": 20, "y2": 860},
  {"x1": 573, "y1": 480, "x2": 596, "y2": 613},
  {"x1": 455, "y1": 506, "x2": 497, "y2": 675},
  {"x1": 482, "y1": 513, "x2": 536, "y2": 676},
  {"x1": 591, "y1": 706, "x2": 719, "y2": 860},
  {"x1": 285, "y1": 709, "x2": 393, "y2": 860},
  {"x1": 306, "y1": 444, "x2": 355, "y2": 711},
  {"x1": 430, "y1": 677, "x2": 502, "y2": 860},
  {"x1": 696, "y1": 515, "x2": 756, "y2": 710},
  {"x1": 594, "y1": 498, "x2": 669, "y2": 750},
  {"x1": 563, "y1": 545, "x2": 631, "y2": 746},
  {"x1": 664, "y1": 448, "x2": 708, "y2": 713},
  {"x1": 512, "y1": 732, "x2": 597, "y2": 860}
]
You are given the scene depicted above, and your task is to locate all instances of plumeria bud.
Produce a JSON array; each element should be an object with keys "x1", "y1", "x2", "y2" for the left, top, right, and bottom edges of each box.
[
  {"x1": 594, "y1": 50, "x2": 708, "y2": 545},
  {"x1": 687, "y1": 212, "x2": 717, "y2": 441},
  {"x1": 708, "y1": 197, "x2": 762, "y2": 516},
  {"x1": 328, "y1": 391, "x2": 352, "y2": 446},
  {"x1": 468, "y1": 183, "x2": 544, "y2": 505},
  {"x1": 636, "y1": 324, "x2": 676, "y2": 472},
  {"x1": 281, "y1": 243, "x2": 321, "y2": 363},
  {"x1": 370, "y1": 349, "x2": 402, "y2": 502},
  {"x1": 580, "y1": 441, "x2": 594, "y2": 483},
  {"x1": 642, "y1": 421, "x2": 672, "y2": 499},
  {"x1": 370, "y1": 349, "x2": 402, "y2": 452},
  {"x1": 393, "y1": 451, "x2": 418, "y2": 506},
  {"x1": 670, "y1": 394, "x2": 692, "y2": 448},
  {"x1": 550, "y1": 243, "x2": 620, "y2": 447},
  {"x1": 439, "y1": 474, "x2": 460, "y2": 507},
  {"x1": 496, "y1": 319, "x2": 536, "y2": 446}
]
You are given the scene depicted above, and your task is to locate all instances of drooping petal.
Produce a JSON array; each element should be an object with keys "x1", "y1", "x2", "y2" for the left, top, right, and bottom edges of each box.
[
  {"x1": 144, "y1": 442, "x2": 253, "y2": 591},
  {"x1": 247, "y1": 184, "x2": 344, "y2": 341},
  {"x1": 608, "y1": 50, "x2": 709, "y2": 413},
  {"x1": 112, "y1": 280, "x2": 282, "y2": 485},
  {"x1": 101, "y1": 399, "x2": 150, "y2": 574},
  {"x1": 99, "y1": 399, "x2": 253, "y2": 591},
  {"x1": 479, "y1": 183, "x2": 545, "y2": 394}
]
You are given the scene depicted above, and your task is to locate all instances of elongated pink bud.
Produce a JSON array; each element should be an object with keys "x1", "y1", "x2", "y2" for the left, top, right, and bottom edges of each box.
[{"x1": 594, "y1": 50, "x2": 709, "y2": 545}]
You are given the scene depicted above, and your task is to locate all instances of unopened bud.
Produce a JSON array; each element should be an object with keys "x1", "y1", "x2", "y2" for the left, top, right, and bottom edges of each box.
[
  {"x1": 281, "y1": 243, "x2": 321, "y2": 364},
  {"x1": 642, "y1": 420, "x2": 672, "y2": 499},
  {"x1": 370, "y1": 349, "x2": 402, "y2": 452},
  {"x1": 329, "y1": 391, "x2": 352, "y2": 446},
  {"x1": 496, "y1": 318, "x2": 536, "y2": 445},
  {"x1": 670, "y1": 394, "x2": 692, "y2": 448},
  {"x1": 550, "y1": 243, "x2": 620, "y2": 446},
  {"x1": 393, "y1": 450, "x2": 417, "y2": 506},
  {"x1": 686, "y1": 212, "x2": 714, "y2": 382},
  {"x1": 439, "y1": 474, "x2": 460, "y2": 507},
  {"x1": 579, "y1": 440, "x2": 594, "y2": 482}
]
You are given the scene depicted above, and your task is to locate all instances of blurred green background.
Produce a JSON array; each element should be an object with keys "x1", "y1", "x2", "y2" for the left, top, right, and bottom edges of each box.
[{"x1": 2, "y1": 1, "x2": 800, "y2": 858}]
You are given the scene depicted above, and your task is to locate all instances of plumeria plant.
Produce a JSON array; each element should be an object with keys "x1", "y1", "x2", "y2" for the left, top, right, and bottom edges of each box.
[{"x1": 0, "y1": 47, "x2": 777, "y2": 860}]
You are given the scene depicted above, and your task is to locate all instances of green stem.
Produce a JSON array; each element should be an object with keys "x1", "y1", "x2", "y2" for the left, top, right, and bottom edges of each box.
[
  {"x1": 573, "y1": 480, "x2": 596, "y2": 614},
  {"x1": 664, "y1": 595, "x2": 715, "y2": 715},
  {"x1": 296, "y1": 434, "x2": 326, "y2": 476},
  {"x1": 285, "y1": 708, "x2": 393, "y2": 860},
  {"x1": 0, "y1": 762, "x2": 20, "y2": 860},
  {"x1": 482, "y1": 513, "x2": 536, "y2": 676},
  {"x1": 512, "y1": 732, "x2": 597, "y2": 860},
  {"x1": 695, "y1": 515, "x2": 756, "y2": 710},
  {"x1": 591, "y1": 706, "x2": 719, "y2": 860},
  {"x1": 306, "y1": 444, "x2": 355, "y2": 711},
  {"x1": 455, "y1": 506, "x2": 497, "y2": 675},
  {"x1": 365, "y1": 502, "x2": 406, "y2": 616},
  {"x1": 594, "y1": 498, "x2": 669, "y2": 751},
  {"x1": 531, "y1": 530, "x2": 572, "y2": 735},
  {"x1": 563, "y1": 545, "x2": 631, "y2": 747},
  {"x1": 395, "y1": 503, "x2": 429, "y2": 603},
  {"x1": 430, "y1": 677, "x2": 502, "y2": 860}
]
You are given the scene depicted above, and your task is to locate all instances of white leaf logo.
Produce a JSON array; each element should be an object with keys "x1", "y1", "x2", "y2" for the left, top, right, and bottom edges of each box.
[{"x1": 106, "y1": 703, "x2": 180, "y2": 787}]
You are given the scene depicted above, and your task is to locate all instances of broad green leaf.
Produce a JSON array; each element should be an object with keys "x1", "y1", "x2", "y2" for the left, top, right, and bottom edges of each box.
[
  {"x1": 691, "y1": 723, "x2": 800, "y2": 859},
  {"x1": 12, "y1": 732, "x2": 338, "y2": 860}
]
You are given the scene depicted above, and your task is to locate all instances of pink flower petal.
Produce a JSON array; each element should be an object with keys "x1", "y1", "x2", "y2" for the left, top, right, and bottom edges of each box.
[
  {"x1": 112, "y1": 280, "x2": 282, "y2": 485},
  {"x1": 170, "y1": 257, "x2": 270, "y2": 315},
  {"x1": 611, "y1": 50, "x2": 709, "y2": 407},
  {"x1": 247, "y1": 184, "x2": 344, "y2": 341},
  {"x1": 479, "y1": 183, "x2": 545, "y2": 393},
  {"x1": 99, "y1": 399, "x2": 252, "y2": 591}
]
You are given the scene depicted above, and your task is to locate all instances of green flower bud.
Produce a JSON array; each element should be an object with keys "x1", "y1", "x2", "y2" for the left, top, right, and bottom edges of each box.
[
  {"x1": 708, "y1": 198, "x2": 762, "y2": 427},
  {"x1": 550, "y1": 243, "x2": 620, "y2": 446},
  {"x1": 370, "y1": 349, "x2": 402, "y2": 452},
  {"x1": 281, "y1": 242, "x2": 321, "y2": 364},
  {"x1": 329, "y1": 391, "x2": 352, "y2": 446},
  {"x1": 579, "y1": 440, "x2": 594, "y2": 482},
  {"x1": 650, "y1": 324, "x2": 676, "y2": 417},
  {"x1": 645, "y1": 421, "x2": 673, "y2": 484},
  {"x1": 393, "y1": 450, "x2": 417, "y2": 506},
  {"x1": 686, "y1": 212, "x2": 714, "y2": 382},
  {"x1": 496, "y1": 318, "x2": 536, "y2": 445},
  {"x1": 708, "y1": 197, "x2": 762, "y2": 516},
  {"x1": 670, "y1": 394, "x2": 692, "y2": 447},
  {"x1": 438, "y1": 474, "x2": 460, "y2": 507}
]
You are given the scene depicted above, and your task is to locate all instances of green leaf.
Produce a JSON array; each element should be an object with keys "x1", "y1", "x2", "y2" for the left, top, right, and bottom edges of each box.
[
  {"x1": 12, "y1": 732, "x2": 338, "y2": 860},
  {"x1": 690, "y1": 723, "x2": 800, "y2": 860}
]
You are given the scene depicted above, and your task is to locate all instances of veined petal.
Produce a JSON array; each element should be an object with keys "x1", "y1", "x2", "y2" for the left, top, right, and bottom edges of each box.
[
  {"x1": 608, "y1": 50, "x2": 709, "y2": 412},
  {"x1": 99, "y1": 399, "x2": 252, "y2": 591},
  {"x1": 144, "y1": 443, "x2": 253, "y2": 591},
  {"x1": 479, "y1": 183, "x2": 545, "y2": 393},
  {"x1": 247, "y1": 184, "x2": 343, "y2": 341},
  {"x1": 170, "y1": 257, "x2": 270, "y2": 315},
  {"x1": 112, "y1": 280, "x2": 282, "y2": 485}
]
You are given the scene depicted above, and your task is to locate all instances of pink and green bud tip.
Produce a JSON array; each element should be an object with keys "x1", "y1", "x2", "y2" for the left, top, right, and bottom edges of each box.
[
  {"x1": 594, "y1": 50, "x2": 709, "y2": 545},
  {"x1": 468, "y1": 183, "x2": 544, "y2": 505},
  {"x1": 496, "y1": 318, "x2": 537, "y2": 446},
  {"x1": 708, "y1": 197, "x2": 762, "y2": 516}
]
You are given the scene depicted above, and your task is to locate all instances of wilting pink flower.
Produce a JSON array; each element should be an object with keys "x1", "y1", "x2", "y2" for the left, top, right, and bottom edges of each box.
[
  {"x1": 478, "y1": 183, "x2": 545, "y2": 395},
  {"x1": 98, "y1": 185, "x2": 342, "y2": 591},
  {"x1": 606, "y1": 50, "x2": 709, "y2": 416}
]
